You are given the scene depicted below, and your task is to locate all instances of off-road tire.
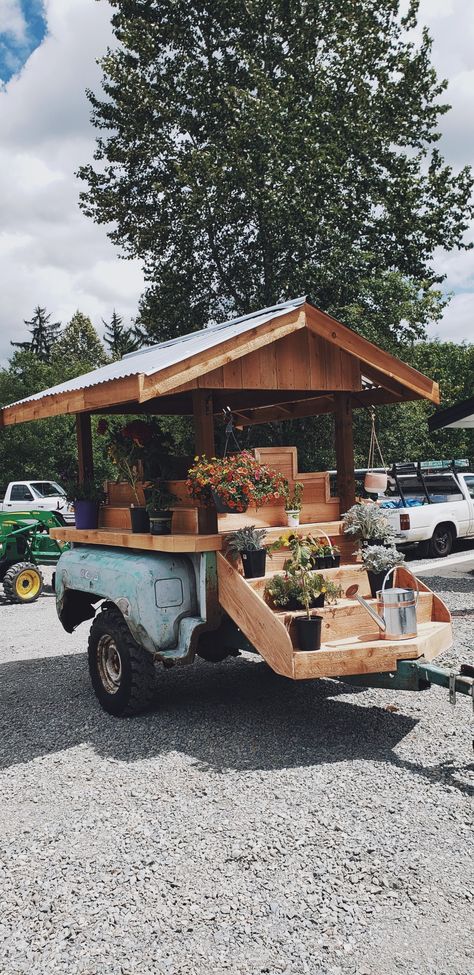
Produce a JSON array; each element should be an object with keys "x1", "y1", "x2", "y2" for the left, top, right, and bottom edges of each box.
[
  {"x1": 87, "y1": 604, "x2": 157, "y2": 717},
  {"x1": 427, "y1": 523, "x2": 454, "y2": 559},
  {"x1": 3, "y1": 562, "x2": 44, "y2": 603}
]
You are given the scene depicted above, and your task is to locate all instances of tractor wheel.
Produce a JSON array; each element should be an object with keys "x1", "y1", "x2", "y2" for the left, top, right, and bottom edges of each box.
[
  {"x1": 3, "y1": 562, "x2": 44, "y2": 604},
  {"x1": 87, "y1": 604, "x2": 157, "y2": 717}
]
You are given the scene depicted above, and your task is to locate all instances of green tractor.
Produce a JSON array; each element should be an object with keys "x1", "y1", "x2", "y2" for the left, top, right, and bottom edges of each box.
[{"x1": 0, "y1": 510, "x2": 69, "y2": 604}]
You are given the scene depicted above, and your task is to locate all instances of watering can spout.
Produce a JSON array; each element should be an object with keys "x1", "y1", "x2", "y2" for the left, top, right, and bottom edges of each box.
[{"x1": 354, "y1": 593, "x2": 386, "y2": 632}]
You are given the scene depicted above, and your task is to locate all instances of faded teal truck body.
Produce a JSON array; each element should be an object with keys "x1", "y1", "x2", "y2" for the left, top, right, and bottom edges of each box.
[{"x1": 55, "y1": 546, "x2": 222, "y2": 663}]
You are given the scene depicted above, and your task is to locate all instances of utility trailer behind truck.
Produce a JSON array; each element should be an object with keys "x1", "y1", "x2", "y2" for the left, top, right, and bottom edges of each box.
[{"x1": 49, "y1": 529, "x2": 474, "y2": 747}]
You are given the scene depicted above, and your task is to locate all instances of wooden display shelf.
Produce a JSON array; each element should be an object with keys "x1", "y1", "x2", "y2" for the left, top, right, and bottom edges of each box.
[
  {"x1": 216, "y1": 554, "x2": 453, "y2": 681},
  {"x1": 293, "y1": 621, "x2": 452, "y2": 679},
  {"x1": 50, "y1": 527, "x2": 223, "y2": 553}
]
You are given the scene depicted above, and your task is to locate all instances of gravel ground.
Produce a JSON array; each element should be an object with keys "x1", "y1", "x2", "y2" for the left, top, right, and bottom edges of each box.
[{"x1": 0, "y1": 566, "x2": 473, "y2": 975}]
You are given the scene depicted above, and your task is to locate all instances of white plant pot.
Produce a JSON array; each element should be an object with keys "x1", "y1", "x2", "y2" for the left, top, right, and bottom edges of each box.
[{"x1": 286, "y1": 510, "x2": 300, "y2": 528}]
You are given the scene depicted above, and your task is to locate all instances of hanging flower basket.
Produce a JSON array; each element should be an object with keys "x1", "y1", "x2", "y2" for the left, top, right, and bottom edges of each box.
[
  {"x1": 211, "y1": 489, "x2": 247, "y2": 514},
  {"x1": 186, "y1": 452, "x2": 286, "y2": 513}
]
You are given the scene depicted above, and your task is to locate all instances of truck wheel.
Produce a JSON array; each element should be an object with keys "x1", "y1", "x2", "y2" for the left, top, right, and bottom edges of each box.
[
  {"x1": 87, "y1": 605, "x2": 156, "y2": 717},
  {"x1": 3, "y1": 562, "x2": 44, "y2": 603},
  {"x1": 427, "y1": 524, "x2": 454, "y2": 559}
]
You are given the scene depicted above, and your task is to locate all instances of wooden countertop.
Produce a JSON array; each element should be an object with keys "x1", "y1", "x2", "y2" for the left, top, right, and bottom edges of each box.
[
  {"x1": 50, "y1": 519, "x2": 345, "y2": 555},
  {"x1": 50, "y1": 527, "x2": 223, "y2": 553}
]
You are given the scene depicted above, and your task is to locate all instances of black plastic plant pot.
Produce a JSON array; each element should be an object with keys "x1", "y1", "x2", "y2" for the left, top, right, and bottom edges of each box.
[
  {"x1": 296, "y1": 615, "x2": 323, "y2": 652},
  {"x1": 130, "y1": 506, "x2": 150, "y2": 533},
  {"x1": 367, "y1": 570, "x2": 394, "y2": 599},
  {"x1": 211, "y1": 489, "x2": 248, "y2": 514},
  {"x1": 74, "y1": 500, "x2": 99, "y2": 530},
  {"x1": 311, "y1": 555, "x2": 325, "y2": 570},
  {"x1": 324, "y1": 555, "x2": 335, "y2": 568},
  {"x1": 311, "y1": 593, "x2": 325, "y2": 608},
  {"x1": 241, "y1": 549, "x2": 266, "y2": 579},
  {"x1": 149, "y1": 510, "x2": 173, "y2": 535},
  {"x1": 333, "y1": 555, "x2": 341, "y2": 568}
]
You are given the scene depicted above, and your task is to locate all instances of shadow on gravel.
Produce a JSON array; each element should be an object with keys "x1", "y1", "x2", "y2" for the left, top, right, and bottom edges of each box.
[{"x1": 1, "y1": 650, "x2": 472, "y2": 796}]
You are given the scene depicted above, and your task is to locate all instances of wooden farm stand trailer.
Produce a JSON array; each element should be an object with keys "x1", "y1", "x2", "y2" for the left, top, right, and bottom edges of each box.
[{"x1": 1, "y1": 297, "x2": 472, "y2": 722}]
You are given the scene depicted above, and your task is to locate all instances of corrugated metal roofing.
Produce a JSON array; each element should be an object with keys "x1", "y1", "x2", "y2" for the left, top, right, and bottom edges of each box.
[{"x1": 7, "y1": 296, "x2": 306, "y2": 408}]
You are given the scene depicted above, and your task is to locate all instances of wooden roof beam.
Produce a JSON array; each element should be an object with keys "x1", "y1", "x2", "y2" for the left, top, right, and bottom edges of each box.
[
  {"x1": 139, "y1": 307, "x2": 306, "y2": 401},
  {"x1": 234, "y1": 395, "x2": 335, "y2": 427}
]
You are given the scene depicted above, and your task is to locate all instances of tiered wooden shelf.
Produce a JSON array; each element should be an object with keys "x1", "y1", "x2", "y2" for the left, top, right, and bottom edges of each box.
[{"x1": 216, "y1": 556, "x2": 453, "y2": 681}]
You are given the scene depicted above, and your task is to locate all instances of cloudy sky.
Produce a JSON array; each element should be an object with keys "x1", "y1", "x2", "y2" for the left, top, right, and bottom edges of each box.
[{"x1": 0, "y1": 0, "x2": 472, "y2": 364}]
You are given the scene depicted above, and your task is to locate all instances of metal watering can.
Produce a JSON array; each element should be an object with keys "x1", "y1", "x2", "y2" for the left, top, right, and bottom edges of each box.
[{"x1": 351, "y1": 566, "x2": 419, "y2": 641}]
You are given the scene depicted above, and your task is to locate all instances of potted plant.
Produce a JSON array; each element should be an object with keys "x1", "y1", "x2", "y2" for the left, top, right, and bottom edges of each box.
[
  {"x1": 186, "y1": 452, "x2": 286, "y2": 513},
  {"x1": 106, "y1": 421, "x2": 153, "y2": 533},
  {"x1": 327, "y1": 543, "x2": 341, "y2": 568},
  {"x1": 282, "y1": 481, "x2": 304, "y2": 527},
  {"x1": 309, "y1": 540, "x2": 325, "y2": 569},
  {"x1": 145, "y1": 483, "x2": 177, "y2": 536},
  {"x1": 265, "y1": 570, "x2": 341, "y2": 611},
  {"x1": 226, "y1": 526, "x2": 268, "y2": 578},
  {"x1": 277, "y1": 533, "x2": 322, "y2": 650},
  {"x1": 67, "y1": 480, "x2": 105, "y2": 530},
  {"x1": 342, "y1": 502, "x2": 396, "y2": 547},
  {"x1": 360, "y1": 544, "x2": 405, "y2": 598}
]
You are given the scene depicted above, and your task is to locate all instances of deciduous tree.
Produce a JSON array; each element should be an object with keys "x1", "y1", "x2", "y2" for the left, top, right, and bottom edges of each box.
[{"x1": 78, "y1": 0, "x2": 472, "y2": 347}]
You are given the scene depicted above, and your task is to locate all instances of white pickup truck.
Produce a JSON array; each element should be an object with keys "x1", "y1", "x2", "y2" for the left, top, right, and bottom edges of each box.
[
  {"x1": 380, "y1": 466, "x2": 474, "y2": 558},
  {"x1": 0, "y1": 480, "x2": 74, "y2": 524}
]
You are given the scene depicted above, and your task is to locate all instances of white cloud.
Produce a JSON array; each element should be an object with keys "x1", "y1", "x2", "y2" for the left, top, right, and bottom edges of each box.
[
  {"x1": 0, "y1": 0, "x2": 472, "y2": 366},
  {"x1": 0, "y1": 0, "x2": 144, "y2": 363},
  {"x1": 428, "y1": 292, "x2": 474, "y2": 343},
  {"x1": 0, "y1": 1, "x2": 26, "y2": 42}
]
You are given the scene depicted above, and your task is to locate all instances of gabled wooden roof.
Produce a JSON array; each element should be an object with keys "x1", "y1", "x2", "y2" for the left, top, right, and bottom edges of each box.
[{"x1": 0, "y1": 298, "x2": 439, "y2": 426}]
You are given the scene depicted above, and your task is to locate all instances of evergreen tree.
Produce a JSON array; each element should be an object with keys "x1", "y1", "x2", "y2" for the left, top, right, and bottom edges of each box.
[
  {"x1": 103, "y1": 309, "x2": 139, "y2": 358},
  {"x1": 53, "y1": 311, "x2": 107, "y2": 369},
  {"x1": 78, "y1": 0, "x2": 473, "y2": 348},
  {"x1": 11, "y1": 306, "x2": 62, "y2": 362}
]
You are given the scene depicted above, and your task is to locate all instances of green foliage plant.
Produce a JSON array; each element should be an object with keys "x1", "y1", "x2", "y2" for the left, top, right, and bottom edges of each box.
[
  {"x1": 265, "y1": 570, "x2": 341, "y2": 611},
  {"x1": 361, "y1": 544, "x2": 404, "y2": 574},
  {"x1": 66, "y1": 479, "x2": 105, "y2": 503},
  {"x1": 103, "y1": 420, "x2": 153, "y2": 505},
  {"x1": 342, "y1": 502, "x2": 396, "y2": 544},
  {"x1": 283, "y1": 481, "x2": 304, "y2": 512},
  {"x1": 225, "y1": 526, "x2": 268, "y2": 555},
  {"x1": 145, "y1": 483, "x2": 178, "y2": 513}
]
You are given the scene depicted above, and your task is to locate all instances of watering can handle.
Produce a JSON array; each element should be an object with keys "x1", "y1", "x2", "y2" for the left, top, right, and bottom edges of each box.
[{"x1": 381, "y1": 565, "x2": 419, "y2": 605}]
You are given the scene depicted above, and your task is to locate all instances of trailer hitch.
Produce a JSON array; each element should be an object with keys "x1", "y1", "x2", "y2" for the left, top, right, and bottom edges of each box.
[{"x1": 343, "y1": 658, "x2": 474, "y2": 748}]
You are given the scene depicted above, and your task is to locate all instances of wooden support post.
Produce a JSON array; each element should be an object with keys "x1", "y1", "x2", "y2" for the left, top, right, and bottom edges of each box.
[
  {"x1": 76, "y1": 413, "x2": 94, "y2": 484},
  {"x1": 334, "y1": 393, "x2": 356, "y2": 514},
  {"x1": 192, "y1": 389, "x2": 215, "y2": 457},
  {"x1": 192, "y1": 390, "x2": 218, "y2": 533}
]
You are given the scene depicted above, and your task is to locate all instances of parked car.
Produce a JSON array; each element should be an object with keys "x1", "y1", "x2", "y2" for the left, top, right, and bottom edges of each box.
[
  {"x1": 380, "y1": 462, "x2": 474, "y2": 558},
  {"x1": 0, "y1": 481, "x2": 75, "y2": 524}
]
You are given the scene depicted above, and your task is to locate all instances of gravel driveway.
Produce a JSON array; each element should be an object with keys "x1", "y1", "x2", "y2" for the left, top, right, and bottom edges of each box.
[{"x1": 1, "y1": 567, "x2": 473, "y2": 975}]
